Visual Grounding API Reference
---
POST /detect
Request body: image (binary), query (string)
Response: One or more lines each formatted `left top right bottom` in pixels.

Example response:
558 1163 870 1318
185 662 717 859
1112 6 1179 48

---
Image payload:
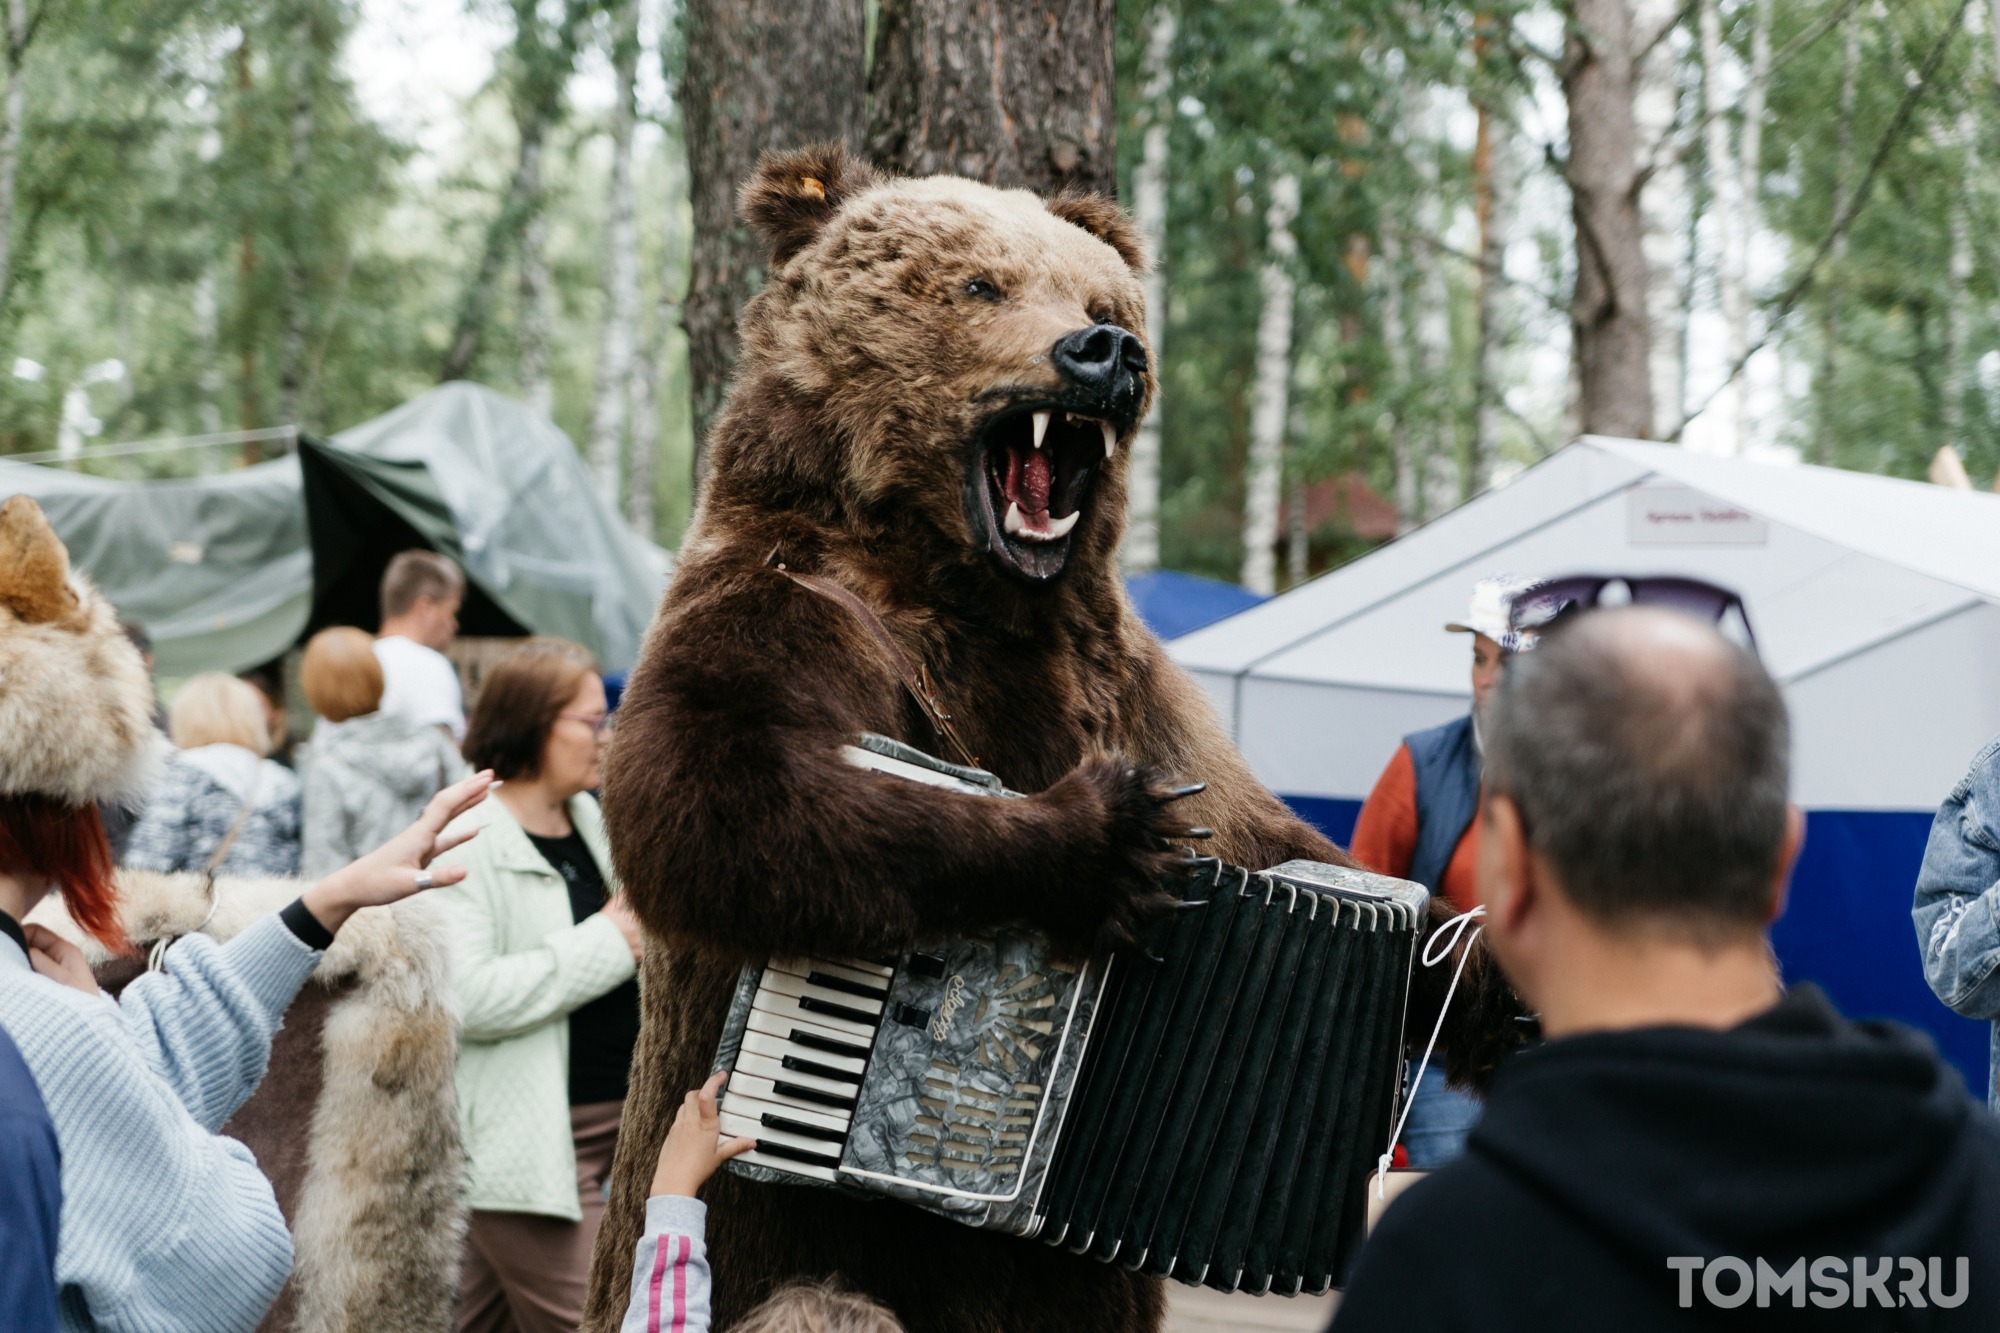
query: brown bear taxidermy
583 145 1357 1333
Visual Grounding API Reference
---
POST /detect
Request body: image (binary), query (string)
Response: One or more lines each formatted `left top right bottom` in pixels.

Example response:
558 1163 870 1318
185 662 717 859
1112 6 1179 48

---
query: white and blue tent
1172 436 2000 1090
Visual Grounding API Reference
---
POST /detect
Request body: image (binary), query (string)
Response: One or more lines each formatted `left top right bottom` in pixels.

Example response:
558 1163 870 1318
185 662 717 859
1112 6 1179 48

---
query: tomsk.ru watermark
1669 1257 1970 1310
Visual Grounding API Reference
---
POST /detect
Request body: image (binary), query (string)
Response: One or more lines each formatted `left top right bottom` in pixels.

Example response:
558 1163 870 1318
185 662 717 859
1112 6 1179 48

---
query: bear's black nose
1051 324 1148 401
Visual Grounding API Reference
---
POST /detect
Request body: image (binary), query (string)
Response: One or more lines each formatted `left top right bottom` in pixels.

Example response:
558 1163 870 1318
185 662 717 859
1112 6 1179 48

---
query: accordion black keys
712 735 1427 1295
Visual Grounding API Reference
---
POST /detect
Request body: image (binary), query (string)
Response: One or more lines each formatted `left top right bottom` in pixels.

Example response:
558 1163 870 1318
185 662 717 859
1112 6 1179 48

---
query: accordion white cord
1376 903 1487 1200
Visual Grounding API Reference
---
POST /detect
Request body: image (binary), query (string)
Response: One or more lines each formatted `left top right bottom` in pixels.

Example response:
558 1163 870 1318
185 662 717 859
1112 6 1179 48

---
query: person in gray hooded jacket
299 627 468 881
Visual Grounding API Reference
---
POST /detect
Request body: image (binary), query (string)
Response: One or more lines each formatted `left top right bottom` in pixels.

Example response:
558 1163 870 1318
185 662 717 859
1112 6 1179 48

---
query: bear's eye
963 277 1003 302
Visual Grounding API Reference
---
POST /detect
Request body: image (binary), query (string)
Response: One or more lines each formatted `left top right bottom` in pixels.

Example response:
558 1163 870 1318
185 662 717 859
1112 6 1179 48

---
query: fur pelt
0 495 162 807
581 145 1346 1333
32 872 465 1333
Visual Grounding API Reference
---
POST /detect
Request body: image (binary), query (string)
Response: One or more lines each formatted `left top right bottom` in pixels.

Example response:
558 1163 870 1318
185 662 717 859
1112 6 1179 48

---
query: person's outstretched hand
301 770 495 935
650 1071 756 1198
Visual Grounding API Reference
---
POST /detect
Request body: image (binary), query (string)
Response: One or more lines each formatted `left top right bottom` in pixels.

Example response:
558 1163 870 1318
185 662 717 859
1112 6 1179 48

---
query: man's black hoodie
1332 986 2000 1331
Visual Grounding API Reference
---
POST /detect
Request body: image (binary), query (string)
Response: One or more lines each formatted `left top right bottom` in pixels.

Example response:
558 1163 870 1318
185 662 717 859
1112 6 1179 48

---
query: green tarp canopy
0 383 667 676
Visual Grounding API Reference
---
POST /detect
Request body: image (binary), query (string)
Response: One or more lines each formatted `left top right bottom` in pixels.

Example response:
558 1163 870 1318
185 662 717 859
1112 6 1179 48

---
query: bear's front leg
601 568 1210 962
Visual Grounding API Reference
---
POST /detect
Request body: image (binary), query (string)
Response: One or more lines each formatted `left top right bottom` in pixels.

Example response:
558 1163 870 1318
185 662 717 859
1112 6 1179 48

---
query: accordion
712 735 1427 1295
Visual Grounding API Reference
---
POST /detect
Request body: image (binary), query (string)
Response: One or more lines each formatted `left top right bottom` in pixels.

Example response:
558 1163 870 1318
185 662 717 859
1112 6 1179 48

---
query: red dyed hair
0 795 128 953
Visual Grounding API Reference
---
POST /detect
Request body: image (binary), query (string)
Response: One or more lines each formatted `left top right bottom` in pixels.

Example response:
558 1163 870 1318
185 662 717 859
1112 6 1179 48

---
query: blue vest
1404 713 1481 896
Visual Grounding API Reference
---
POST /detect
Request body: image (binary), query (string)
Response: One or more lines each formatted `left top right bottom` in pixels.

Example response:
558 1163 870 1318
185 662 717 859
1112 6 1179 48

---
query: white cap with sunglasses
1445 575 1549 655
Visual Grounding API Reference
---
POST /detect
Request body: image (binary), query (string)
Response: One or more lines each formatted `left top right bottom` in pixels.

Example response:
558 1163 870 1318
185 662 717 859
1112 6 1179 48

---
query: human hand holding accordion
711 735 1427 1296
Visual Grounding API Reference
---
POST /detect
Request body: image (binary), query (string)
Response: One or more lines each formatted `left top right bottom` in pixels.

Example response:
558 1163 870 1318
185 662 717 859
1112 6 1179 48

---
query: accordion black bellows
712 735 1427 1296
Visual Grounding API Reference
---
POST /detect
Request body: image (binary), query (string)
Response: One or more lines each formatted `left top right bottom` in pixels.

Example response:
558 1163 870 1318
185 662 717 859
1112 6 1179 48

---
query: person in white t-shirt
376 549 468 741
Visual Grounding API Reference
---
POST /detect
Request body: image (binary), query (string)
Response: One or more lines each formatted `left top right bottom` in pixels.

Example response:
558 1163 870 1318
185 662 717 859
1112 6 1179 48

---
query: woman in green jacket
436 638 646 1333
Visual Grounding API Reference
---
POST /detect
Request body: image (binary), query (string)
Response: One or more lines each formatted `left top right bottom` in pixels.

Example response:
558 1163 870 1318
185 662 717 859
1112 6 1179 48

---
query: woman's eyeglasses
560 712 617 738
1507 575 1758 654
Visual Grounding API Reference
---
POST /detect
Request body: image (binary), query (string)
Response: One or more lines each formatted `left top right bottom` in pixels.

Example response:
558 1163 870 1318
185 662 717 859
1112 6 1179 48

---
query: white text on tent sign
1626 486 1769 546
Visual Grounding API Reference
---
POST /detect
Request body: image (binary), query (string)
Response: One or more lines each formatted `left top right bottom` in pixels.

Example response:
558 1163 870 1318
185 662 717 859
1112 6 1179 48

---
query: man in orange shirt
1352 574 1541 1165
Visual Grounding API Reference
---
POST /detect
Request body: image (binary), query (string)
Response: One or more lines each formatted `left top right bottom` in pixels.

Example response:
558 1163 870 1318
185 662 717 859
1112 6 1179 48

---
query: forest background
3 0 1992 592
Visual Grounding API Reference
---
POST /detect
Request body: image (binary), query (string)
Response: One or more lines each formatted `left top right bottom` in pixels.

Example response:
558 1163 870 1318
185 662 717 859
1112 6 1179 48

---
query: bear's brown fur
582 145 1345 1333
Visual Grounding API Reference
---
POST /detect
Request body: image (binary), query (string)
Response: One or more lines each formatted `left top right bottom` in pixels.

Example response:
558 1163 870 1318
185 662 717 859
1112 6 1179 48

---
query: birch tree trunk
1122 2 1174 573
1729 0 1770 451
588 0 642 505
1240 173 1297 596
1564 0 1656 440
0 0 27 330
683 0 866 486
626 292 675 539
629 109 689 539
1632 0 1689 437
440 0 580 384
865 0 1118 196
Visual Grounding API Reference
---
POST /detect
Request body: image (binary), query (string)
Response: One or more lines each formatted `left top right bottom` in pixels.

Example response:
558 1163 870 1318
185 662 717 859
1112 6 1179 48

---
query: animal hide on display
32 871 466 1333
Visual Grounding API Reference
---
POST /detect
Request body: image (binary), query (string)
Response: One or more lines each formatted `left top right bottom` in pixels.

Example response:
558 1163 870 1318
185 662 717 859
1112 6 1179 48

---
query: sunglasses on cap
1506 575 1757 654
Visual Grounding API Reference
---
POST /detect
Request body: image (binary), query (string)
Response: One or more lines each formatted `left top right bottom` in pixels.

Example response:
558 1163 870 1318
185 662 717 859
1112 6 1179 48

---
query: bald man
1333 608 2000 1332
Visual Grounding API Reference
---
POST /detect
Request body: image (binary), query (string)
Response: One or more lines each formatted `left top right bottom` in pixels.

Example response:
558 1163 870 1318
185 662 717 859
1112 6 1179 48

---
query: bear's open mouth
971 405 1117 581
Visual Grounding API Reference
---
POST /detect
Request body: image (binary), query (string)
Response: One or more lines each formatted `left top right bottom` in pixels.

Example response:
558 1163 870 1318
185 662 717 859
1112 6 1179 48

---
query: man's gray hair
1482 606 1791 934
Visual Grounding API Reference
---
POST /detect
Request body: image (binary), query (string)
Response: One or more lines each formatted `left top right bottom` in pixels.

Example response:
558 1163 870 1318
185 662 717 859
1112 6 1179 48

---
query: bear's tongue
1005 443 1054 519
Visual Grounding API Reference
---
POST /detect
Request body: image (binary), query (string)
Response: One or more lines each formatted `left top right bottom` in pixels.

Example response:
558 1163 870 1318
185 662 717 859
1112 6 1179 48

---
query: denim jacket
1912 733 2000 1108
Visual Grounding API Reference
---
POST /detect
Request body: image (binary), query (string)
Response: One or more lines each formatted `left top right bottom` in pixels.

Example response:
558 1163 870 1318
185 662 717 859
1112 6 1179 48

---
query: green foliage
0 0 694 540
1761 0 1997 486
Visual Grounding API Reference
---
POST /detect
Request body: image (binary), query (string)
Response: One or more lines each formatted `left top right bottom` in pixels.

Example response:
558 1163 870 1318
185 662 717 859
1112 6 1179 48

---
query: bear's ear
739 143 884 265
1047 192 1150 274
0 495 78 625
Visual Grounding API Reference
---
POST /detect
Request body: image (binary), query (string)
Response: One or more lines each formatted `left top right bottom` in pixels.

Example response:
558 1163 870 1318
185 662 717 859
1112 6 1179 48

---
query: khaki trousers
456 1100 624 1333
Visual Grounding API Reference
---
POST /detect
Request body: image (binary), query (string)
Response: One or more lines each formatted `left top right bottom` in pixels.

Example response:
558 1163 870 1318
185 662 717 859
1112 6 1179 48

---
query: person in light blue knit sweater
620 1072 901 1333
0 482 499 1333
0 771 494 1333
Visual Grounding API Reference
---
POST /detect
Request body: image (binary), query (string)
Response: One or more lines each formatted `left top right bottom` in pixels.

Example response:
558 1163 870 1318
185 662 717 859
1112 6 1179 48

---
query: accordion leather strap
773 560 982 770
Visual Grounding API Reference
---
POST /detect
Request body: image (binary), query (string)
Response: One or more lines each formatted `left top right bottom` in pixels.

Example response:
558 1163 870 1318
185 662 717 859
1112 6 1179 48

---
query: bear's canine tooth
1045 510 1080 538
1004 501 1027 537
1100 420 1116 458
1031 411 1050 450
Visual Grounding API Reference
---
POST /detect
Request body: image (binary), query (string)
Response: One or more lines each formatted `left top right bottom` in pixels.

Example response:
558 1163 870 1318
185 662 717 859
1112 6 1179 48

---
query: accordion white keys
712 734 1428 1295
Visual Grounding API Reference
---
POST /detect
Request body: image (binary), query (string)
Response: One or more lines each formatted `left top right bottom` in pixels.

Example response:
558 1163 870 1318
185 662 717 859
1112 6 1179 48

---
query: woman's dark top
526 829 642 1105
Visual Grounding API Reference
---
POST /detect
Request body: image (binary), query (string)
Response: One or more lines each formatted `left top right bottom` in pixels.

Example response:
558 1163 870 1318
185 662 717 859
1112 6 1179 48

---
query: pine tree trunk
1240 173 1297 596
1122 3 1174 573
1564 0 1656 440
1632 0 1688 438
588 0 642 505
683 0 867 488
864 0 1118 197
